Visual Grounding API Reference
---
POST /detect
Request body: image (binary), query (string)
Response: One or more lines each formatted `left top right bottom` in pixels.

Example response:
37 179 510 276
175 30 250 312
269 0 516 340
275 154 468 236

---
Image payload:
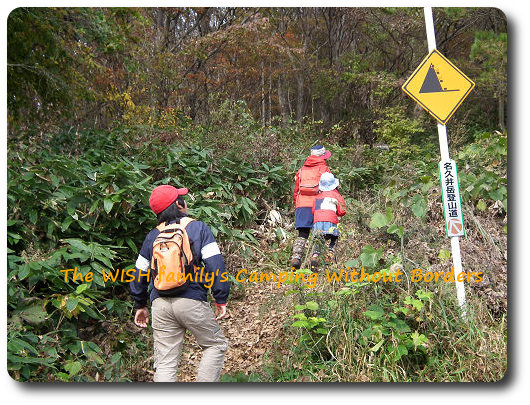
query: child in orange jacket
311 172 346 271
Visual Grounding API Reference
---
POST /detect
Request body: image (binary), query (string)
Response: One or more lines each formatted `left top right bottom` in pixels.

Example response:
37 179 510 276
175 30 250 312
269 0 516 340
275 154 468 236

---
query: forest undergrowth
7 107 507 382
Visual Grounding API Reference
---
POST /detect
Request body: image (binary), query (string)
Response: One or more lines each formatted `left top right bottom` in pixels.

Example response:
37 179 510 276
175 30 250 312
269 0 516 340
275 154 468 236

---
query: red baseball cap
149 185 188 214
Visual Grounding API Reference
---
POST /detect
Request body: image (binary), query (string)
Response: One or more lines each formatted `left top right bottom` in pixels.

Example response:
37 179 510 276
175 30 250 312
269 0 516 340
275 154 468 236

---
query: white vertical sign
424 7 467 319
439 159 465 237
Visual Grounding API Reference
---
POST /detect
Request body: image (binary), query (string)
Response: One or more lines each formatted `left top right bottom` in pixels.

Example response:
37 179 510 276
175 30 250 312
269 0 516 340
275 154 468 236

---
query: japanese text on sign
439 160 465 237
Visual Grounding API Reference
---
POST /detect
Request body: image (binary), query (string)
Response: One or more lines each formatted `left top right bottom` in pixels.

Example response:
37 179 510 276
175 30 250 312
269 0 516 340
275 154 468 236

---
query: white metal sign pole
424 7 467 319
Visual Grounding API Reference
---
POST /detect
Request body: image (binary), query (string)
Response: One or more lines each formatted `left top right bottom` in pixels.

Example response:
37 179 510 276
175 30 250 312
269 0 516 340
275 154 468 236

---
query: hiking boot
291 237 307 270
310 254 320 272
325 250 335 264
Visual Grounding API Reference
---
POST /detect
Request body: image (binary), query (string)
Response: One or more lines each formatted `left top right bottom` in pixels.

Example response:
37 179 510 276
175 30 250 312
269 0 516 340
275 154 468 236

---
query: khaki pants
151 297 228 382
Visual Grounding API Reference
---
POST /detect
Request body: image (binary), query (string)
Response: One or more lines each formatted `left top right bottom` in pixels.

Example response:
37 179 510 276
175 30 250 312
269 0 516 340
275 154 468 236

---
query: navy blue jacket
130 217 229 308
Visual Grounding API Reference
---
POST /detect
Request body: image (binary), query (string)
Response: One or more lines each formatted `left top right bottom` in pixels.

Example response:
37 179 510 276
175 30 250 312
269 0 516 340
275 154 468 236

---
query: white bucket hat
319 172 339 191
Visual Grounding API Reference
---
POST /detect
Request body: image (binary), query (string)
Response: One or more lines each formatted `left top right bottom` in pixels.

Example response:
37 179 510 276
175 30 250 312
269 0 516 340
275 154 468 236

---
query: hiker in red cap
130 185 229 382
290 145 332 269
147 184 190 214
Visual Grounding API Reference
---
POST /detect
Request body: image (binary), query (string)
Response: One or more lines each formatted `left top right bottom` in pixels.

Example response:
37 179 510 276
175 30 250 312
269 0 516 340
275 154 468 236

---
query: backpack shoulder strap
179 217 195 229
155 221 169 232
155 217 195 232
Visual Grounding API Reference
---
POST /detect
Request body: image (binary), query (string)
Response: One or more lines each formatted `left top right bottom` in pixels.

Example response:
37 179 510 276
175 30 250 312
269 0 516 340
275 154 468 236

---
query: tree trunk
268 64 272 125
498 95 505 131
261 61 266 126
277 75 289 127
287 85 292 117
295 71 303 122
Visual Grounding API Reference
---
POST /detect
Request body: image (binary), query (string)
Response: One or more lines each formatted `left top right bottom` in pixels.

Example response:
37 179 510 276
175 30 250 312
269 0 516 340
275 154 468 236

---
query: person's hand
215 303 227 320
134 307 149 328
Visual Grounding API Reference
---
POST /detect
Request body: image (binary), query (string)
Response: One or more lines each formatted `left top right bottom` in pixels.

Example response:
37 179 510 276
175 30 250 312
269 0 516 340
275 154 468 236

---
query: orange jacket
293 156 331 208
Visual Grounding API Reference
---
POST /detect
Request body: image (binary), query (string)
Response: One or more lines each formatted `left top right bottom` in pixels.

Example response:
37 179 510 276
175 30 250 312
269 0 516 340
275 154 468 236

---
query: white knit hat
310 145 331 159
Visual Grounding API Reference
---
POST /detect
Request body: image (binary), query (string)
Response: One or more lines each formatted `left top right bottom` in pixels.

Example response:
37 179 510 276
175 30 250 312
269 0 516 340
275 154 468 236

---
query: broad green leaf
336 288 353 296
65 238 90 253
14 303 47 324
404 297 424 311
89 200 99 214
78 220 90 231
344 259 359 268
476 199 487 211
18 264 30 280
387 223 398 234
67 200 77 216
363 305 384 320
125 238 138 254
392 344 408 361
293 313 307 320
61 216 74 232
385 207 394 223
295 268 313 275
305 301 319 311
28 209 37 224
370 339 385 352
86 351 104 365
411 198 428 218
387 319 411 333
66 297 79 312
76 284 89 294
328 300 338 309
438 248 451 262
416 290 434 301
419 175 431 183
394 306 409 316
8 337 39 356
363 310 383 320
86 341 103 353
103 198 114 214
411 331 429 349
7 354 55 366
110 352 122 365
369 212 389 229
291 320 310 328
46 221 56 238
387 223 404 238
83 305 104 321
65 361 82 376
359 245 383 268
